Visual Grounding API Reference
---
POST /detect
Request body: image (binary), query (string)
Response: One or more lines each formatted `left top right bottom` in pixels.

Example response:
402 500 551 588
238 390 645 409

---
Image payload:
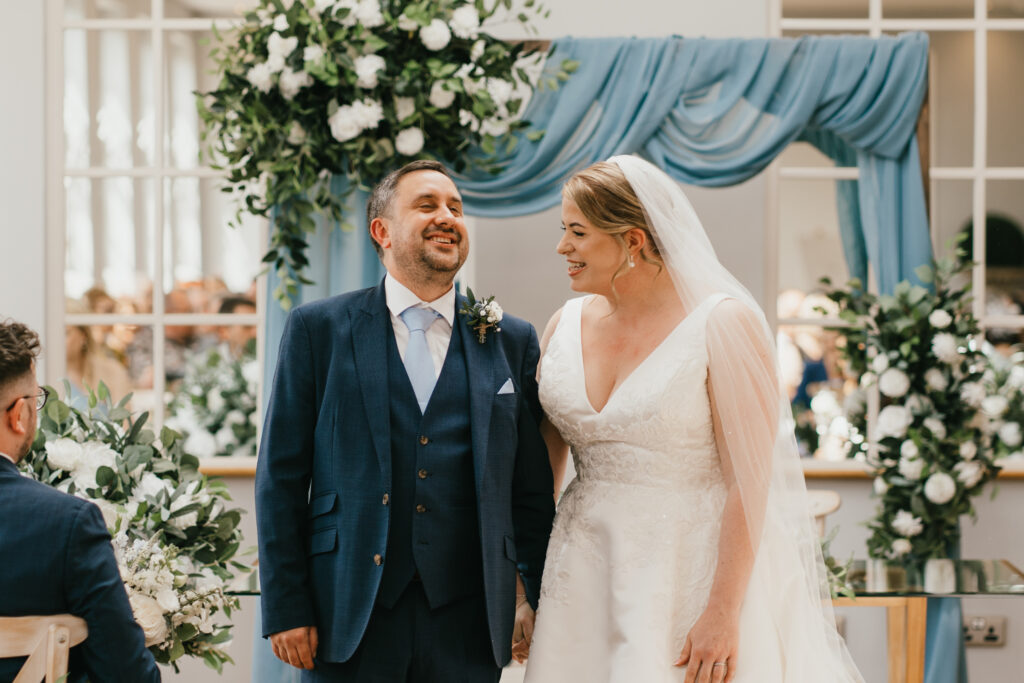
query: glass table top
845 559 1024 597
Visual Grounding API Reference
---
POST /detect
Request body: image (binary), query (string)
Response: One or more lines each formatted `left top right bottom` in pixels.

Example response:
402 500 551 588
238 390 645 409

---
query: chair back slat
0 616 88 683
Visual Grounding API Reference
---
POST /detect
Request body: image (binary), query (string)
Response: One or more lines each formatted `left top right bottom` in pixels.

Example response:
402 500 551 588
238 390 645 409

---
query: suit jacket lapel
456 293 497 494
352 280 392 481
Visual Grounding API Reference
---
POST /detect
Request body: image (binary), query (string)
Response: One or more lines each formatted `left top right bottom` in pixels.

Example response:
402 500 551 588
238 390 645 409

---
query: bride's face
557 198 627 295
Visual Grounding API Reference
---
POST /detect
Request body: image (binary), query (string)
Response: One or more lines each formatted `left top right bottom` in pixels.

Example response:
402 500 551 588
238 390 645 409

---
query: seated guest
0 320 160 683
217 296 257 358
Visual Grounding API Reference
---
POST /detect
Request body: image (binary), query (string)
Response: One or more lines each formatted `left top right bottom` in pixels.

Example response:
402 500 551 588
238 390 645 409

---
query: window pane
988 31 1024 167
165 329 259 458
62 323 154 410
782 0 868 18
778 324 862 460
163 177 263 297
983 181 1024 335
930 31 974 168
65 177 156 305
778 179 852 318
165 31 216 169
930 179 972 260
64 0 151 20
988 0 1024 18
64 30 154 168
777 141 853 168
883 0 974 18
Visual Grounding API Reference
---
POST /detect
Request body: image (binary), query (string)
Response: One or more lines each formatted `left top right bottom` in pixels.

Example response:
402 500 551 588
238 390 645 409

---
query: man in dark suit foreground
0 319 160 683
256 160 555 681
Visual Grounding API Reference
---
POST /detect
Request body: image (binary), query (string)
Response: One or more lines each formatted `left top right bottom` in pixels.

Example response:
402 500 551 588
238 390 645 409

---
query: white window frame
45 0 266 445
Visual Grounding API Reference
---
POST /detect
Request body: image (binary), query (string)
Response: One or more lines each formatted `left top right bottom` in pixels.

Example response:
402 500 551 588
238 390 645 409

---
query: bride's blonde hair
563 162 663 300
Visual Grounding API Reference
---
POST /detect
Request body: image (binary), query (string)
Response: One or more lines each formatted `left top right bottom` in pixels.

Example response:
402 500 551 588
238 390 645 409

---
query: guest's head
218 296 257 356
0 319 43 463
164 289 195 345
367 160 467 298
559 161 662 297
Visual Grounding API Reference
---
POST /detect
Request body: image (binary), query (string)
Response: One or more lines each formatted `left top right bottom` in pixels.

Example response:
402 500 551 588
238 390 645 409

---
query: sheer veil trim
608 155 864 680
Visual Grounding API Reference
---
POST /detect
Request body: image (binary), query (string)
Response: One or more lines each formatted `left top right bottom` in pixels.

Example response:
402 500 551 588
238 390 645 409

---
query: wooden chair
0 615 88 683
806 488 842 538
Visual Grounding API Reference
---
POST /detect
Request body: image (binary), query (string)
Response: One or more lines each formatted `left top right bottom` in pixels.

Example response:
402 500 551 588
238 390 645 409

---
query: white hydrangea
873 476 889 496
871 353 890 373
449 5 480 39
138 472 170 501
312 0 334 13
1009 366 1024 390
892 510 924 537
480 117 510 137
953 460 984 488
879 368 910 398
46 438 83 471
959 382 986 409
459 109 480 132
981 395 1010 418
905 393 933 416
396 12 418 31
287 122 307 145
932 333 961 364
923 417 947 440
354 0 385 28
924 471 957 504
266 33 298 70
395 127 425 156
207 390 226 415
485 77 514 107
959 441 977 461
924 368 948 393
351 98 385 129
429 80 456 108
878 405 912 439
354 54 386 89
246 62 274 94
860 371 877 388
394 96 416 121
273 13 289 32
470 39 486 62
999 421 1022 447
303 45 325 64
900 440 919 458
891 538 913 557
928 309 953 329
328 99 383 143
898 456 924 481
420 19 452 51
184 430 218 459
279 67 313 99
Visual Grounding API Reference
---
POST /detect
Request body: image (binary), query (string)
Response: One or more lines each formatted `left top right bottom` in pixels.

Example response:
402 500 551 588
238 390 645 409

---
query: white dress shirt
384 273 456 380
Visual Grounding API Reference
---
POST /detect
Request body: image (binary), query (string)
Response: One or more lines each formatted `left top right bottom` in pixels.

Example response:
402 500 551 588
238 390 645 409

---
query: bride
523 156 864 682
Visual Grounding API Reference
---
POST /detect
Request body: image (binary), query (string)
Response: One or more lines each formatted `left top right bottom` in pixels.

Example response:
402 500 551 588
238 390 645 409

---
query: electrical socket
963 615 1006 647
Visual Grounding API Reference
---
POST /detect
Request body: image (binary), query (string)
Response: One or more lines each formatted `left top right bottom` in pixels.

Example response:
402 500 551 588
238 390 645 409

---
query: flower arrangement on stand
166 344 259 458
198 0 576 307
20 384 252 672
821 241 1001 567
980 347 1024 460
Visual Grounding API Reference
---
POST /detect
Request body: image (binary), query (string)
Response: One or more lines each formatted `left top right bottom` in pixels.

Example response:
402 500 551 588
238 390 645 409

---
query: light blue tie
399 306 442 413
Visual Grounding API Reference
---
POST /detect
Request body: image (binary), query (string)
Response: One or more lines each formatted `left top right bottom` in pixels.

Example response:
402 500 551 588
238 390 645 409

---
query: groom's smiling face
375 170 468 287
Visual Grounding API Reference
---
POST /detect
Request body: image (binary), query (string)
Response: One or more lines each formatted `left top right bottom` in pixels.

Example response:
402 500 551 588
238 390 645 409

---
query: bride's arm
538 307 570 497
676 299 778 683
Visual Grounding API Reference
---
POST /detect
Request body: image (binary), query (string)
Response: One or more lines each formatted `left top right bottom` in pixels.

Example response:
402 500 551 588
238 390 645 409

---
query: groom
256 160 555 681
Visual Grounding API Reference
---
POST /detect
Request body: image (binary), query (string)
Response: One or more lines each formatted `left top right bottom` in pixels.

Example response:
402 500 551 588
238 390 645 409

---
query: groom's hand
270 626 319 670
511 596 535 663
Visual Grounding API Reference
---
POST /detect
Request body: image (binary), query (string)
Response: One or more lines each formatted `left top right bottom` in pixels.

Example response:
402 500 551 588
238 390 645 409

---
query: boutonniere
459 288 503 344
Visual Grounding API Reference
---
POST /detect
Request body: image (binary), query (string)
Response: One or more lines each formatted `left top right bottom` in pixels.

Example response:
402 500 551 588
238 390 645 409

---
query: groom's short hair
0 319 41 395
367 160 452 257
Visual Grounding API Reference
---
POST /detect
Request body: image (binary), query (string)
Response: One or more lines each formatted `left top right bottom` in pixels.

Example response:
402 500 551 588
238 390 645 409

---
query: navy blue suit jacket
0 457 160 683
255 281 555 666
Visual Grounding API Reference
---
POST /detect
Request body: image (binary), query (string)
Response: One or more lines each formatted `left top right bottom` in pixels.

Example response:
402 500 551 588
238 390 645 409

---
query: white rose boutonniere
459 288 502 344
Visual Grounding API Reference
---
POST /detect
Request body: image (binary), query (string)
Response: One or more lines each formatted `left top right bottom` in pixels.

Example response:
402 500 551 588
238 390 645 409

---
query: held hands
511 593 535 663
674 605 739 683
270 625 319 670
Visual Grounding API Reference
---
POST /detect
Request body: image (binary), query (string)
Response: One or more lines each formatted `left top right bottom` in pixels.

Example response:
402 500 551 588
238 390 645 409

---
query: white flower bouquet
20 384 252 672
198 0 577 308
167 343 259 458
981 347 1024 460
821 238 1000 565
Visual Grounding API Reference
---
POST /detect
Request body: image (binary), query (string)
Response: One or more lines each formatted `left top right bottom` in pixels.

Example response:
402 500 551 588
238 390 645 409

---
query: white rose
878 405 912 439
194 568 222 594
46 438 83 471
138 472 168 501
351 98 384 129
891 538 913 557
871 354 890 373
1008 366 1024 390
246 62 274 94
420 19 452 51
954 460 984 488
224 410 247 428
485 77 514 107
959 441 977 460
932 333 961 364
906 394 933 415
449 5 480 39
924 472 957 504
396 13 418 31
328 105 362 142
892 510 924 537
267 33 298 61
303 45 325 64
169 511 199 530
860 371 877 388
470 39 485 62
924 417 947 440
959 382 986 408
924 368 948 393
184 430 218 459
288 122 307 145
999 421 1023 447
395 127 425 156
982 395 1010 418
354 54 386 89
428 81 456 108
215 426 236 451
354 0 384 28
929 309 953 329
278 67 313 99
898 456 924 481
394 96 416 121
91 498 122 530
312 0 333 13
459 109 480 132
129 593 169 646
879 368 910 398
873 477 889 496
273 13 288 32
207 390 226 415
480 117 510 137
242 359 260 387
900 440 919 458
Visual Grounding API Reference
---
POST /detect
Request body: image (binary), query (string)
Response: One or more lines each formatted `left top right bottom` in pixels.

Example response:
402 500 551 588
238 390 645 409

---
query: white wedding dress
525 294 850 682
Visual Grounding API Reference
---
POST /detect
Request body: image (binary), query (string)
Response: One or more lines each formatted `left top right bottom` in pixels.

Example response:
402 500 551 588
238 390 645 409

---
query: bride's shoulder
539 296 586 353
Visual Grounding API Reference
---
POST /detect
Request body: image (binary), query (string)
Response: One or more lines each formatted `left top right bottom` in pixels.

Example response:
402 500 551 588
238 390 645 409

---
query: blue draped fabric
260 32 957 682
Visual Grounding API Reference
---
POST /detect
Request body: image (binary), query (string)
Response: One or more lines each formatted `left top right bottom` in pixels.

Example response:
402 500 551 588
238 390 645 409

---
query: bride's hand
674 605 739 683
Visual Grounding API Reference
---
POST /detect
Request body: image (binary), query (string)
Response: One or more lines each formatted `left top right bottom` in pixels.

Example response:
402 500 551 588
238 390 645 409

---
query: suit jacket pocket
308 490 338 518
307 527 337 556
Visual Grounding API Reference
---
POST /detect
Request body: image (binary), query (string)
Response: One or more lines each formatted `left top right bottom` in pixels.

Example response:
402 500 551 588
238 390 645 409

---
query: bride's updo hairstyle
563 162 663 296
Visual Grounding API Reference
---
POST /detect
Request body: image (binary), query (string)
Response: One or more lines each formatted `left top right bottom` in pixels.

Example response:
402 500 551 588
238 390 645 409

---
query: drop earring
628 255 636 268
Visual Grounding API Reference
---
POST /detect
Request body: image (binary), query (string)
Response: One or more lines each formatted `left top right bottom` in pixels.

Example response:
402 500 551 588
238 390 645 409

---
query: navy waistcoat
377 322 484 608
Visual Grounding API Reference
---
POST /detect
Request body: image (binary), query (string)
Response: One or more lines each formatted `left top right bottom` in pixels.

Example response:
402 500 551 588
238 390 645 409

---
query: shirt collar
384 272 456 327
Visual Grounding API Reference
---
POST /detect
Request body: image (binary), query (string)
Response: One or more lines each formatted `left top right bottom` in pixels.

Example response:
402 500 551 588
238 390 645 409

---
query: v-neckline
577 296 703 416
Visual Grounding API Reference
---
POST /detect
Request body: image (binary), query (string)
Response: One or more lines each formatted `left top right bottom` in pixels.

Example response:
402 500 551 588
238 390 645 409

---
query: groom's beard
395 226 468 283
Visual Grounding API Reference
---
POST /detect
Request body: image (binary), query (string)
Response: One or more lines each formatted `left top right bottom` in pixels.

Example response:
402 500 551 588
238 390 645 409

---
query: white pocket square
497 378 515 395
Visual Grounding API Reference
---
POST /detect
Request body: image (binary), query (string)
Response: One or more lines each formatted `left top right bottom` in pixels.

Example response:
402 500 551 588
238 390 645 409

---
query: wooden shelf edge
198 457 257 477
